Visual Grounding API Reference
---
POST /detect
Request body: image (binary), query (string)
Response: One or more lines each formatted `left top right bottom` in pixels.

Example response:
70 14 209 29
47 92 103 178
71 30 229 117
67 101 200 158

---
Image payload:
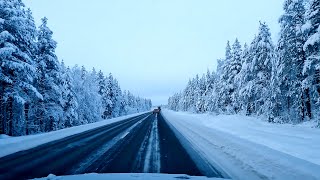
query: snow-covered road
0 112 148 158
137 114 161 173
6 108 313 179
0 113 150 179
162 109 320 180
0 112 216 179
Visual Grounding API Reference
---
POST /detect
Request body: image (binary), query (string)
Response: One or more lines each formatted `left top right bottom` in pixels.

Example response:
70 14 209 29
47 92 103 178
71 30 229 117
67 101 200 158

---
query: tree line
0 0 152 136
168 0 319 124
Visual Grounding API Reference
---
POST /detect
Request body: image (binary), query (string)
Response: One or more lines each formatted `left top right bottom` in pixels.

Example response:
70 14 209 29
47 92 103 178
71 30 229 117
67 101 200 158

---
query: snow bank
0 134 11 139
34 173 222 180
0 112 148 158
162 109 320 180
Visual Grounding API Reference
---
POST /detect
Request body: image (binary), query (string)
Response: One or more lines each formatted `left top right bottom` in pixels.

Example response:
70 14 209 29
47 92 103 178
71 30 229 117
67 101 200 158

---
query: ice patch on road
120 132 130 139
118 120 143 139
118 120 143 140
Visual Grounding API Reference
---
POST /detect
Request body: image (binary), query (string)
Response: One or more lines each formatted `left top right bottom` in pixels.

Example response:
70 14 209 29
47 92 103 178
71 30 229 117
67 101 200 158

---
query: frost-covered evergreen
216 39 243 113
0 0 41 136
104 73 116 119
235 42 253 114
170 24 274 117
98 70 109 119
168 70 217 114
60 61 78 128
248 22 275 115
270 0 307 123
230 39 243 112
216 41 233 113
168 13 319 125
203 69 216 112
195 74 206 113
71 66 97 125
303 0 320 121
31 17 64 132
168 2 320 125
111 78 122 118
0 1 152 136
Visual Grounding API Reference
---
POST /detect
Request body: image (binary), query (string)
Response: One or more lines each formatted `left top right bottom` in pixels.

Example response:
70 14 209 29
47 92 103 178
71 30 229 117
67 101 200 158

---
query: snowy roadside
34 173 223 180
162 109 320 180
0 112 149 158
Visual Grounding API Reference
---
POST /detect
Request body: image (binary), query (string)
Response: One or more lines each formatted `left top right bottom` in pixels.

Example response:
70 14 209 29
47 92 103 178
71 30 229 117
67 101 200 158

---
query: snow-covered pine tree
168 93 181 111
270 0 307 123
204 69 216 112
181 79 192 111
243 22 275 116
241 43 248 65
176 92 182 111
195 74 206 113
0 0 42 136
111 78 122 118
216 41 234 113
216 59 224 76
168 1 318 125
253 22 275 115
235 42 253 114
32 17 63 132
126 91 134 113
104 73 116 119
71 66 102 124
302 0 320 121
97 70 109 119
189 75 199 112
230 39 243 113
24 8 37 59
119 90 129 116
61 61 78 128
71 65 88 125
136 97 142 112
84 68 102 123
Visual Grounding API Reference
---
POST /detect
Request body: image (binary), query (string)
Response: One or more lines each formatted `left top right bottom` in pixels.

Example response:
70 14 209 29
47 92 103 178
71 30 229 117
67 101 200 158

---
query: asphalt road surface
0 112 223 180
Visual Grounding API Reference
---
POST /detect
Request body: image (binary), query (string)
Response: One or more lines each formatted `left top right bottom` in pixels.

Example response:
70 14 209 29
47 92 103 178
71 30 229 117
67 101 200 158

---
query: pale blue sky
24 0 283 105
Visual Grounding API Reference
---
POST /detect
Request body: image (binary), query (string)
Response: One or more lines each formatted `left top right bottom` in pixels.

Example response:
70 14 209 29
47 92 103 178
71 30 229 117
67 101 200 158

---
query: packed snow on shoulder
162 109 320 180
33 173 224 180
0 112 147 158
0 134 11 139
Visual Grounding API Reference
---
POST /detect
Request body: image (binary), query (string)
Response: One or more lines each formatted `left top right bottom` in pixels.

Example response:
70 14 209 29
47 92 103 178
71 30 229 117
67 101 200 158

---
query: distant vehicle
153 107 161 114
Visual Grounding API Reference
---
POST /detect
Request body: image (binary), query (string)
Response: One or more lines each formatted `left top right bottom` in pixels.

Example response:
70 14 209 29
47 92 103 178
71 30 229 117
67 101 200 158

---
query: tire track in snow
143 114 161 173
70 116 148 174
133 114 161 173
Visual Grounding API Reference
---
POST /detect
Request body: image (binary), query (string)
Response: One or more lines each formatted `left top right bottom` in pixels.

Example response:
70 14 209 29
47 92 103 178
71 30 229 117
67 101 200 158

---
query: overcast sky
24 0 283 105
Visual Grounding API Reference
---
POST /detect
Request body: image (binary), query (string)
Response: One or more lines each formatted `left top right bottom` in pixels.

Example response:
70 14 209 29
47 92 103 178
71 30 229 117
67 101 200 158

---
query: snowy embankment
0 112 148 158
162 109 320 180
34 173 223 180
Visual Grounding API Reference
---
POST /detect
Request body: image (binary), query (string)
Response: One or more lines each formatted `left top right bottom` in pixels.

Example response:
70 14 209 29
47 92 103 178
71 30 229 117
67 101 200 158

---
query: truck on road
153 107 161 114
